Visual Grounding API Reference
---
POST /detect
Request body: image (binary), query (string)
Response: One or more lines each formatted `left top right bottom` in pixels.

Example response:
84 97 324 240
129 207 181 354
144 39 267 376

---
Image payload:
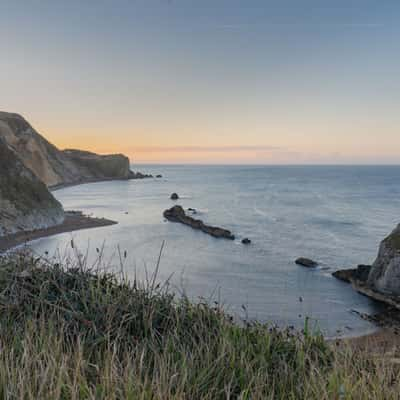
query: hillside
0 137 64 236
0 112 135 187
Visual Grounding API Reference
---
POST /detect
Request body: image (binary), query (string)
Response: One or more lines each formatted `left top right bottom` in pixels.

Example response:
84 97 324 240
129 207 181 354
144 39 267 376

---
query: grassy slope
0 253 398 399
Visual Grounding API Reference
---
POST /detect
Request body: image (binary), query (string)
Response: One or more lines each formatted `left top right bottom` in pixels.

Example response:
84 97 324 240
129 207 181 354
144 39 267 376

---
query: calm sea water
30 165 400 337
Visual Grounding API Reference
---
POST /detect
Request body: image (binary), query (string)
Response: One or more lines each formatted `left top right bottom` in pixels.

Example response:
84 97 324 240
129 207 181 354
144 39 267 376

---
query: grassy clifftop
0 252 398 399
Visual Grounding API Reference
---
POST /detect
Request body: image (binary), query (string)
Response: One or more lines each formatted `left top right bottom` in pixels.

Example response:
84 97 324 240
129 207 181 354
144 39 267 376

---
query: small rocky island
296 258 318 268
163 205 235 240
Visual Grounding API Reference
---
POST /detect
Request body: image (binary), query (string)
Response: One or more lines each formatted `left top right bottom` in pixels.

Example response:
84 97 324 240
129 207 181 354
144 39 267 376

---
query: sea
29 165 400 338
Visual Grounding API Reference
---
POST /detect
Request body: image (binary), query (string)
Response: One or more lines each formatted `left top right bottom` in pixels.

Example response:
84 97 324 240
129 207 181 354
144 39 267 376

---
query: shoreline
49 175 153 192
2 178 397 343
0 211 117 253
335 327 400 354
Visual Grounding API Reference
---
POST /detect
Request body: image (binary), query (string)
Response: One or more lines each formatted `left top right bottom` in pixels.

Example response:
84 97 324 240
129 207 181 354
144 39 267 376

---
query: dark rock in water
188 207 197 214
163 205 235 240
156 174 162 178
242 238 251 245
332 265 371 284
129 171 153 179
170 193 179 200
295 258 318 268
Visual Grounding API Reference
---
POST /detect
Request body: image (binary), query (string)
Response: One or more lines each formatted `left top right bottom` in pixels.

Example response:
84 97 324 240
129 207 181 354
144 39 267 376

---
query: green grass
0 251 398 399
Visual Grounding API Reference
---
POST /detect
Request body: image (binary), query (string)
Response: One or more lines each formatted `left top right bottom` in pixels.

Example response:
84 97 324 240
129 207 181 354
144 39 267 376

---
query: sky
1 0 400 164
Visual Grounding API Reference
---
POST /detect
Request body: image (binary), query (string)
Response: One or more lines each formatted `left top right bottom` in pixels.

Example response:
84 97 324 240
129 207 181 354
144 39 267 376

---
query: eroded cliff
0 138 64 236
0 112 135 187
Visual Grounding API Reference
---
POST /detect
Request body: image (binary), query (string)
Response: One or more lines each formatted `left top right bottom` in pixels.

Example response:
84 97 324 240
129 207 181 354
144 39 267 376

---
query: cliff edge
0 111 151 239
0 137 64 236
0 112 137 187
367 224 400 296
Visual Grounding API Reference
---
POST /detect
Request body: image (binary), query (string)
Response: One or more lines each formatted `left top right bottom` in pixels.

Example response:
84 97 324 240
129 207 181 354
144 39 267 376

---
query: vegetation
0 250 399 399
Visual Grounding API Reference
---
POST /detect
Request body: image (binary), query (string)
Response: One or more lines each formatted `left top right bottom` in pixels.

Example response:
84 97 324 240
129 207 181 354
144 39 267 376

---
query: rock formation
170 193 179 200
0 137 64 236
295 258 318 268
129 171 153 179
0 111 156 238
163 205 235 240
332 224 400 310
0 112 151 188
242 238 251 245
367 224 400 296
332 265 371 284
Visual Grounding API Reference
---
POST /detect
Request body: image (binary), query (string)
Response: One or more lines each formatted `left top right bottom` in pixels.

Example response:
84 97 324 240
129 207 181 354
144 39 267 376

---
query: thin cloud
132 145 284 153
214 22 383 30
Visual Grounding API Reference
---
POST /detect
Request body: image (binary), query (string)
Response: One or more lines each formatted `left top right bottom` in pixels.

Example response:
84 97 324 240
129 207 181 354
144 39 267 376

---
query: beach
0 211 117 253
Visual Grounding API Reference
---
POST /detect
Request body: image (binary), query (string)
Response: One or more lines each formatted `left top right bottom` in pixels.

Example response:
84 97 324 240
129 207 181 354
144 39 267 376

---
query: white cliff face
367 224 400 296
0 137 64 237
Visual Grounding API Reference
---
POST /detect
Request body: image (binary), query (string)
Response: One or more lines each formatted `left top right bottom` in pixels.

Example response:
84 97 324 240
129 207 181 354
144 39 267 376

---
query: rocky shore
333 224 400 331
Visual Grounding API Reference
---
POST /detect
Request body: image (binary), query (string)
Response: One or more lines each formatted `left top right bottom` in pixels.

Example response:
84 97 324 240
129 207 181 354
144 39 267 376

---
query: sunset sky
1 1 400 164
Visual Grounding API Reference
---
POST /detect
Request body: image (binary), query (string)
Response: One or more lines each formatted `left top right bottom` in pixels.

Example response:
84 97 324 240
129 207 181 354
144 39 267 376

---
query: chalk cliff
367 224 400 296
0 137 64 236
0 112 136 187
0 111 150 238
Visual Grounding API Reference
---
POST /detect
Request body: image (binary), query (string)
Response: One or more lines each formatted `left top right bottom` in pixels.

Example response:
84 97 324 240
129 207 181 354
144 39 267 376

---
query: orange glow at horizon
35 113 400 165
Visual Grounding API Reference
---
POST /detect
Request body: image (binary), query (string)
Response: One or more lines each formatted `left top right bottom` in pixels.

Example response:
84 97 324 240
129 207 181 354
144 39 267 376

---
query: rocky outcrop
367 224 400 296
295 258 318 268
242 238 251 245
0 137 64 236
170 193 179 200
332 265 371 284
332 225 400 310
129 171 153 179
163 205 235 240
0 112 151 188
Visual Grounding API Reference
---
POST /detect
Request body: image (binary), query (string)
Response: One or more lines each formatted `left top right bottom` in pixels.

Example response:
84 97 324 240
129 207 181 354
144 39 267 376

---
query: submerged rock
163 205 235 240
367 224 400 296
242 238 251 245
170 193 179 200
295 258 318 268
156 174 163 178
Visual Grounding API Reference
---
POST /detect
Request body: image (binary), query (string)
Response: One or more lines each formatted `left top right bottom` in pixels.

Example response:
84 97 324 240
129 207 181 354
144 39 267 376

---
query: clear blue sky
1 1 399 163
